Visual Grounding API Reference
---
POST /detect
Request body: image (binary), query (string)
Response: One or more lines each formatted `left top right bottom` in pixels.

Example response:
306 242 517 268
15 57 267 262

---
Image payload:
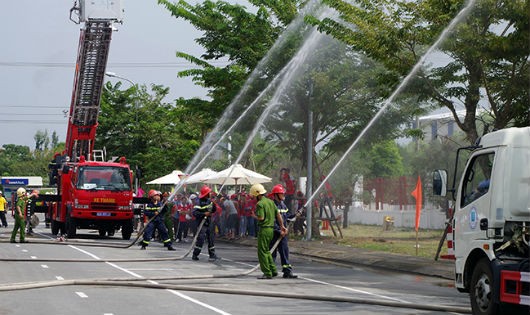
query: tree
307 0 529 144
97 82 202 185
157 0 302 135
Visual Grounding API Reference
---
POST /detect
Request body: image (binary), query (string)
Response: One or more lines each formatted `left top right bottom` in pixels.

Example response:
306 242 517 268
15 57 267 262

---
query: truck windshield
76 166 131 191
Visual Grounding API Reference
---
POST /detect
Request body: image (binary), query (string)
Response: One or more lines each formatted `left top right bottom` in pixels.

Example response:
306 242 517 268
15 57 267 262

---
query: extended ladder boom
65 1 123 162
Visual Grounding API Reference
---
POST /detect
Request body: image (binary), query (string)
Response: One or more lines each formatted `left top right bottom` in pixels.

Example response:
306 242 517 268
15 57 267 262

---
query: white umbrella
181 168 218 184
203 164 271 186
146 170 186 185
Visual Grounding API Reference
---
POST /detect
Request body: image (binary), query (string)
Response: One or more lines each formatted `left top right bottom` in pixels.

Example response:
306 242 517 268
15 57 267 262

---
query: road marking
65 246 232 314
69 245 101 260
30 256 37 259
76 292 88 298
105 262 143 278
41 265 49 269
22 249 28 252
302 277 410 303
146 280 233 315
56 276 64 280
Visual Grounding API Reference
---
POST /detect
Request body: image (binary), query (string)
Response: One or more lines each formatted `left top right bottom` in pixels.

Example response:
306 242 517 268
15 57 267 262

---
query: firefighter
25 189 39 236
270 184 298 278
10 187 28 243
191 185 219 261
138 190 175 250
250 183 287 279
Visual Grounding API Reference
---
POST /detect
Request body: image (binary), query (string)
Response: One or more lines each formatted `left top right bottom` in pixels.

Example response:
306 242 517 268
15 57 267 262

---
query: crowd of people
137 186 307 246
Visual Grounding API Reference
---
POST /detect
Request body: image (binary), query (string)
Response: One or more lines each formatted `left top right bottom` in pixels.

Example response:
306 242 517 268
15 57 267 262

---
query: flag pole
416 229 420 256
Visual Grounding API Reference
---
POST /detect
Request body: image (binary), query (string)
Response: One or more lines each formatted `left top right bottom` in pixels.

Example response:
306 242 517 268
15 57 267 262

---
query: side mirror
433 170 447 197
480 218 488 231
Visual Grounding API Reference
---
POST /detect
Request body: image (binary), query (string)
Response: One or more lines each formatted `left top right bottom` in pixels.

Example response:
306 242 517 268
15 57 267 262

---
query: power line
0 105 68 109
0 61 229 68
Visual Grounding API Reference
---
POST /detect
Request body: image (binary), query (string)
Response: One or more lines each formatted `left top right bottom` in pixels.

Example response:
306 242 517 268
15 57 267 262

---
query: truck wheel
470 258 499 315
121 220 133 240
51 220 60 236
98 229 107 237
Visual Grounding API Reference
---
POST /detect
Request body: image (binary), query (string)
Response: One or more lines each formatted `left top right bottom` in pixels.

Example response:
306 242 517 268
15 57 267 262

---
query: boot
167 245 176 251
282 270 298 279
138 241 147 250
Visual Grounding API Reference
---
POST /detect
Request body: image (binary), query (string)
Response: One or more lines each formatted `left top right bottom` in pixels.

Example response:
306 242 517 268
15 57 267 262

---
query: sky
0 0 214 149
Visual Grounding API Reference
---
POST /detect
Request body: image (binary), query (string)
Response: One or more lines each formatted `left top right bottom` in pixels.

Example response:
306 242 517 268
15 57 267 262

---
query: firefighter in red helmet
191 185 219 261
270 184 297 278
138 189 175 251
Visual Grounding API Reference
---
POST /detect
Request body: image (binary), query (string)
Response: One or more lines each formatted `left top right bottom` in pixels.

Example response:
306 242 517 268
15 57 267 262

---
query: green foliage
97 82 202 185
307 0 530 144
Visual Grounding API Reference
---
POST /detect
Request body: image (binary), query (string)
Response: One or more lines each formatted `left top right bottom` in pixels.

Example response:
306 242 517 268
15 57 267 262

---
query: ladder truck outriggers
46 0 135 240
434 127 530 315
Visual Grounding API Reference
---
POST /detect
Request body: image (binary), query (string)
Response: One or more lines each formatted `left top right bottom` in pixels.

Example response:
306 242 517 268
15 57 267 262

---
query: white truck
434 127 530 315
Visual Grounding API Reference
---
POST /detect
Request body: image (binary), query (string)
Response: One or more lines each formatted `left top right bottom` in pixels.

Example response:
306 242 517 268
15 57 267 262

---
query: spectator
176 195 191 243
0 191 8 228
224 194 238 240
280 168 296 212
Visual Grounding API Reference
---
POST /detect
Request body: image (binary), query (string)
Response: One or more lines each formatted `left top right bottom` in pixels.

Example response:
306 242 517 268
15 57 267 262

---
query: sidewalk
224 237 454 280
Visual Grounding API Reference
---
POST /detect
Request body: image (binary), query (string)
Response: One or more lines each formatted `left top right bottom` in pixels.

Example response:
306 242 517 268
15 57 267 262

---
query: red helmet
199 185 212 199
271 184 286 194
148 189 161 198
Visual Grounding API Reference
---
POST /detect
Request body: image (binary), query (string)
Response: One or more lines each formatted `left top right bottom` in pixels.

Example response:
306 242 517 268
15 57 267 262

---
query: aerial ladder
66 0 122 162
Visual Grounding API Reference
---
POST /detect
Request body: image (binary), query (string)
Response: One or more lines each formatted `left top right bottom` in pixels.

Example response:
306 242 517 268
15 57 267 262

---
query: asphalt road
0 225 470 315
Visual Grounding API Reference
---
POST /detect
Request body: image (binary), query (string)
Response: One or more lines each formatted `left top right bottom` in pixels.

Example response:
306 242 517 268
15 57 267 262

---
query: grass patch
304 224 447 259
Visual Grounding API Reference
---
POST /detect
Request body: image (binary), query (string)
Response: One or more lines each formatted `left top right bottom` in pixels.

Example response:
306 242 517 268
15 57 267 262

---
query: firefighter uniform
192 190 218 261
139 191 174 250
10 188 28 243
271 198 297 278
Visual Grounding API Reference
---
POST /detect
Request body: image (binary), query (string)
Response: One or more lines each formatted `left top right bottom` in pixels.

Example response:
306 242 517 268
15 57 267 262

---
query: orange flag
411 176 422 231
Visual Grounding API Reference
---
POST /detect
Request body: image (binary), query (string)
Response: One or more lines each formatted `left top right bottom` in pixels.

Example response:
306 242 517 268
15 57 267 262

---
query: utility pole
305 79 313 241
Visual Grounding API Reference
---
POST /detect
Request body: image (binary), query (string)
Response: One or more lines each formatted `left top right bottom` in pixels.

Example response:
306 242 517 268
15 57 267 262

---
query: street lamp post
105 71 140 194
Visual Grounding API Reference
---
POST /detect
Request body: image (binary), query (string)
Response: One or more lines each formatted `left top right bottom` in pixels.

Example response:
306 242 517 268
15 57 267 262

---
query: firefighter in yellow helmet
250 183 287 279
10 188 29 243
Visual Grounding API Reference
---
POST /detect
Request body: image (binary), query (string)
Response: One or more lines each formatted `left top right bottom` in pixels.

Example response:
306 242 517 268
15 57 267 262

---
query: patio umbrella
146 170 186 185
203 164 271 186
181 168 218 185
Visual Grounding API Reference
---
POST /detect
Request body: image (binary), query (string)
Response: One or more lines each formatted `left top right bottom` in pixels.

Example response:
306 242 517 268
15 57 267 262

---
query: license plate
96 212 111 217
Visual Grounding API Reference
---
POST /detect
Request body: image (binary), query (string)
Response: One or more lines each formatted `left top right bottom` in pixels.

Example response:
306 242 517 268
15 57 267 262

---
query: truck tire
470 258 499 315
98 229 107 237
121 220 133 240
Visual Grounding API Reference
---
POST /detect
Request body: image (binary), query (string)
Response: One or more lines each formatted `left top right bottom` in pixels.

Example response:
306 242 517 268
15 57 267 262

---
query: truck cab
434 127 530 314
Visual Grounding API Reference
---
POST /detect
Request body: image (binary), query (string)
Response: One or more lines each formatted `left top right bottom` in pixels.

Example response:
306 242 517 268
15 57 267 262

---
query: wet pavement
223 237 454 280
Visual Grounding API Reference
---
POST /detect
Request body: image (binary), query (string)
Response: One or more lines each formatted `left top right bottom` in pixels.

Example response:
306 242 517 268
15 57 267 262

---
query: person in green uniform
250 183 287 279
11 187 28 243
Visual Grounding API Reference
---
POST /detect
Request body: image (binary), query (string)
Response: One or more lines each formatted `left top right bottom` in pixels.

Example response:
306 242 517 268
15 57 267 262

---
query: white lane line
301 277 410 303
65 245 232 314
41 265 49 269
68 245 101 260
146 280 232 315
30 256 37 259
76 292 88 298
56 276 64 281
22 249 28 252
105 262 143 279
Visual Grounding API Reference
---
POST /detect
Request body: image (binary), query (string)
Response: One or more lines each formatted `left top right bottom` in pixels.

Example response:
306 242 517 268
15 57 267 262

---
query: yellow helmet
249 184 267 197
16 187 27 197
